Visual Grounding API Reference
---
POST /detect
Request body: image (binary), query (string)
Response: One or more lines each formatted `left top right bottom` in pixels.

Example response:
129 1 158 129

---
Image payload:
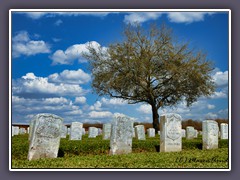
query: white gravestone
194 129 198 138
158 131 161 135
67 128 70 135
110 115 134 155
61 125 67 138
98 128 102 135
103 123 111 140
88 127 98 138
19 128 26 134
135 125 146 140
69 122 83 140
82 128 86 135
181 129 186 138
27 127 30 134
147 128 155 137
28 113 63 161
160 113 182 152
220 123 228 140
202 120 219 150
186 126 195 139
12 126 19 136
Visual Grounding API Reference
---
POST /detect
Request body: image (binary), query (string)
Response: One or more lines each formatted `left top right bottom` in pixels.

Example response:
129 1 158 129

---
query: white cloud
50 41 104 65
52 38 61 42
167 12 214 23
88 111 113 118
101 97 127 106
89 101 102 111
12 31 50 58
212 70 228 87
75 97 87 104
205 112 218 119
13 73 87 98
124 12 163 24
48 69 91 84
21 12 113 19
207 104 215 110
210 91 227 99
136 104 152 114
54 19 63 26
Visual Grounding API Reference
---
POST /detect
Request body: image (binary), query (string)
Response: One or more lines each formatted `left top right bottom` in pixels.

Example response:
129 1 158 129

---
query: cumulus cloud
75 97 87 104
136 104 152 114
207 104 215 109
88 111 113 118
124 12 163 24
21 12 113 19
101 97 127 106
212 70 228 87
12 31 50 58
50 41 105 65
48 69 91 84
13 72 87 98
89 101 102 111
167 12 214 23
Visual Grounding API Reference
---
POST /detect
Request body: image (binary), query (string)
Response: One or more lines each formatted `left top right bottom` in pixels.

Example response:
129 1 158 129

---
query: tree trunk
151 104 160 132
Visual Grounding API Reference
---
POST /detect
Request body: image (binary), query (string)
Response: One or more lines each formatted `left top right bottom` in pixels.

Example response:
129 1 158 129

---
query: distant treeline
14 119 228 132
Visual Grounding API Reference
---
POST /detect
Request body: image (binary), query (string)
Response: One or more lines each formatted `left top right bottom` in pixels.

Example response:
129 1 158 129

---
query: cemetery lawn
11 134 229 169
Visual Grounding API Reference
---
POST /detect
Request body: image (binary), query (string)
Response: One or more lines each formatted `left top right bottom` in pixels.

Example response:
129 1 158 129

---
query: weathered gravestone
27 113 63 161
202 120 219 150
160 113 182 152
19 128 26 134
102 123 111 140
147 128 155 137
88 127 98 138
60 125 67 138
135 125 146 140
110 115 134 155
186 126 195 139
194 129 198 138
69 122 83 140
220 123 228 140
12 126 19 136
82 128 86 135
181 129 186 138
98 128 102 135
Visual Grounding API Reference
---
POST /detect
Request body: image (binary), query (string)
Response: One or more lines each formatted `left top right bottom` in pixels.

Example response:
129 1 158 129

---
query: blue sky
11 10 229 124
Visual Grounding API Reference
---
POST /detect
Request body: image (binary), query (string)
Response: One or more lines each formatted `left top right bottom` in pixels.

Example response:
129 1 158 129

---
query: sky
10 10 229 125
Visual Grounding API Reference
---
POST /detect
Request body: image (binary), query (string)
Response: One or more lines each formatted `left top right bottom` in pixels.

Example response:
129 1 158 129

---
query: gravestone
158 131 161 135
27 113 63 161
135 125 146 140
60 125 67 138
181 129 186 138
132 128 136 138
102 123 111 140
69 122 83 140
110 115 134 155
186 126 195 139
194 130 198 138
98 128 102 135
147 128 155 137
202 120 219 150
160 113 182 152
67 128 70 135
27 127 30 134
88 127 98 138
12 126 19 136
220 123 228 140
82 128 86 135
19 128 26 134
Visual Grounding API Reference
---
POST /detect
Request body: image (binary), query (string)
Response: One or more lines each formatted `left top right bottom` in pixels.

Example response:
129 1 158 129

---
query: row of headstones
12 127 29 136
25 113 228 160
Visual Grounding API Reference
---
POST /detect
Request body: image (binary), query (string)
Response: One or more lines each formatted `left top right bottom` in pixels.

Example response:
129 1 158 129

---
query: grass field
11 134 229 169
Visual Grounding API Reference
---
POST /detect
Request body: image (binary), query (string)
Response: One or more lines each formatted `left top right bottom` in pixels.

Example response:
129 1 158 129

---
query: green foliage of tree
84 23 215 132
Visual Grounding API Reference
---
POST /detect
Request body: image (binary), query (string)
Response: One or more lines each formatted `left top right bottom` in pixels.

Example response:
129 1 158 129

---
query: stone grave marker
147 128 155 137
194 129 198 138
103 123 111 140
12 126 19 136
181 129 186 138
160 113 182 152
60 125 67 138
82 128 86 135
88 127 98 138
186 126 195 139
220 123 228 140
202 120 219 150
27 113 63 161
135 125 146 140
69 122 83 140
110 115 134 155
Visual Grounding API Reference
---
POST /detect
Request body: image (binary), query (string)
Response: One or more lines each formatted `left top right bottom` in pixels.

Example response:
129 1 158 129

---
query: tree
84 23 215 132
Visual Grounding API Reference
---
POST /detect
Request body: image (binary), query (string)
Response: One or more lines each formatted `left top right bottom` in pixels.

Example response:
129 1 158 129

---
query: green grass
11 134 229 169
